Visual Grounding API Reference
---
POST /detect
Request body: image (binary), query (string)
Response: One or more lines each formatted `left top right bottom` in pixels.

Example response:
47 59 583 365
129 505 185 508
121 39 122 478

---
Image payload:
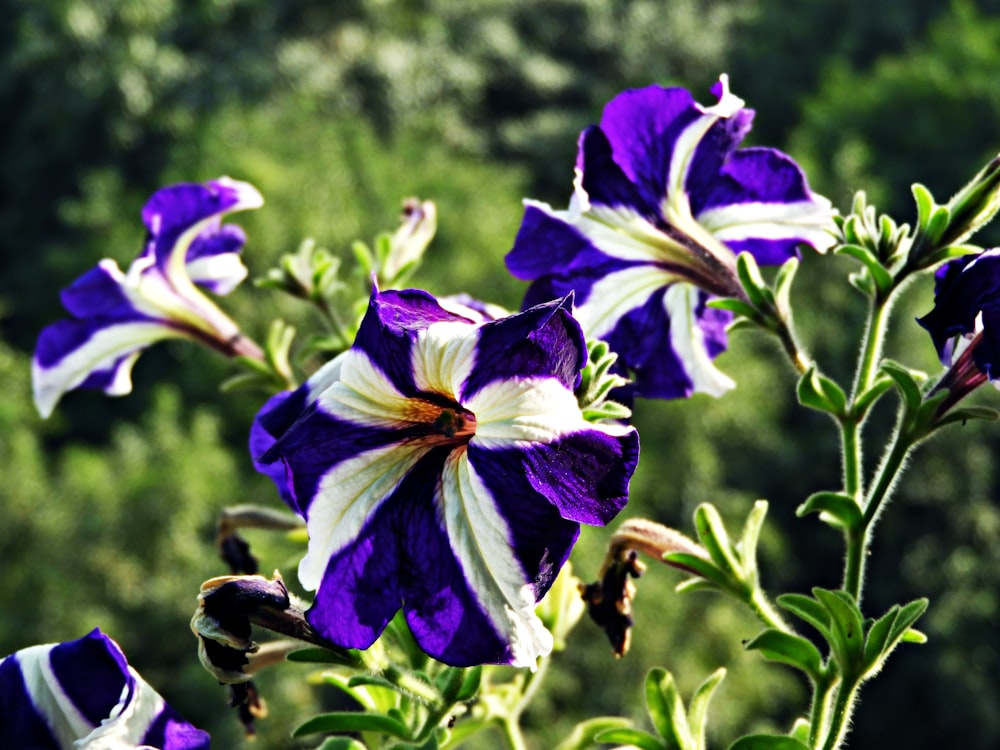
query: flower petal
0 630 208 750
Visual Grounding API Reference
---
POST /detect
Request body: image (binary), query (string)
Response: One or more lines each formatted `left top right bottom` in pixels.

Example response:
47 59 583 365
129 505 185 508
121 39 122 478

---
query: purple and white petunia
253 288 639 667
505 74 836 400
0 629 209 749
917 249 1000 405
33 177 264 418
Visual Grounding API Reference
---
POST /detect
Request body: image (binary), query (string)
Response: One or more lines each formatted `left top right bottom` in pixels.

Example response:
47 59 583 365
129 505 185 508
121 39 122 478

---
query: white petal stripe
440 451 553 668
698 199 837 251
318 351 420 428
410 321 478 397
575 263 678 340
663 283 735 397
299 440 431 590
469 378 590 445
33 321 183 419
14 645 95 748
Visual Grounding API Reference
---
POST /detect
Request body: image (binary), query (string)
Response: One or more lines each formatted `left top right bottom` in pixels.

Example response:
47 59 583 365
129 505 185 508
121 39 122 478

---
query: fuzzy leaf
796 491 862 530
294 712 410 739
745 629 824 679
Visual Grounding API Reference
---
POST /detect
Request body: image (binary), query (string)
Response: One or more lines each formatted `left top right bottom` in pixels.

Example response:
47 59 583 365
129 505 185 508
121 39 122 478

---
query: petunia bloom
917 249 1000 405
253 288 639 667
505 74 836 400
33 177 264 418
0 629 209 749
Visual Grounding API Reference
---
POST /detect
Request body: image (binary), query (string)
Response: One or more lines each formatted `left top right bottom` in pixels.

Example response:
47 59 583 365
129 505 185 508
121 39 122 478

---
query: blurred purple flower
506 75 835 400
33 177 263 417
253 288 638 667
0 629 209 749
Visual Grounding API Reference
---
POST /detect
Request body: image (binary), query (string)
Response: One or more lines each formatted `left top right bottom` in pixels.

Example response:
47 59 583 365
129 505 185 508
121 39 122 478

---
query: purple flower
253 288 639 667
33 177 264 417
0 629 209 749
505 75 835 400
918 249 1000 404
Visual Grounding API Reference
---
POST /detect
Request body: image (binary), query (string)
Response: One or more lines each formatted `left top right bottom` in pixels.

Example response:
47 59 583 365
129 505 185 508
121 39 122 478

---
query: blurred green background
3 0 1000 747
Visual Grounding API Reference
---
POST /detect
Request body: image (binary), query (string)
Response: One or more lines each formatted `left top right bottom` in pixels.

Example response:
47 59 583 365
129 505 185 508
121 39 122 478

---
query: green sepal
317 738 369 750
862 598 928 678
936 406 1000 427
796 366 848 416
727 735 810 750
707 297 764 322
924 205 952 247
879 360 925 412
693 504 743 581
553 718 634 750
736 252 775 309
772 257 800 319
776 593 831 639
796 491 862 530
835 244 893 297
744 629 824 681
912 183 936 232
351 240 376 277
813 588 865 676
738 501 768 581
646 667 695 750
916 243 980 268
663 551 729 588
286 646 363 667
851 374 894 419
688 668 726 750
788 718 811 744
593 728 665 750
293 711 410 739
901 628 928 644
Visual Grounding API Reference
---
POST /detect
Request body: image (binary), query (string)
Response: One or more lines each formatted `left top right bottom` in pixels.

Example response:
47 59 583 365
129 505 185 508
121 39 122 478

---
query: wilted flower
0 629 209 749
253 287 639 667
917 249 1000 406
505 75 835 400
33 177 264 417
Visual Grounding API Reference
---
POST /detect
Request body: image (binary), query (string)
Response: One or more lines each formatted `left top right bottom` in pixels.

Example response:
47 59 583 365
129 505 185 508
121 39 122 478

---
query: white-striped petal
13 645 96 748
575 264 677 340
663 283 735 396
299 440 431 590
316 351 420 428
469 377 589 446
440 451 553 668
79 668 165 749
411 321 478 397
698 198 837 252
33 322 183 419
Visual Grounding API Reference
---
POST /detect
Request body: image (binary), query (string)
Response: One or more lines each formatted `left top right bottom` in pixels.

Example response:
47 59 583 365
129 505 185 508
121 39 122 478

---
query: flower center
406 395 477 446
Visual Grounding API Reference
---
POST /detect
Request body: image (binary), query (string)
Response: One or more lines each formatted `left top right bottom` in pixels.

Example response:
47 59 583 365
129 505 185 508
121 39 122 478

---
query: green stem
498 717 529 750
747 587 794 634
840 418 861 500
807 674 838 749
817 681 859 750
851 294 893 399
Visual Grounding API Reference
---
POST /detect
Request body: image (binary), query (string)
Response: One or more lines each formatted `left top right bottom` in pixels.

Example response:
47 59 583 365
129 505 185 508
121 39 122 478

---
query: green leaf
688 668 726 750
645 667 694 749
776 593 831 638
795 491 862 530
813 588 865 674
936 406 1000 427
293 712 410 739
454 664 482 702
901 628 928 644
317 738 369 750
924 204 952 245
287 646 361 666
728 735 810 750
707 297 763 321
736 252 775 309
851 375 894 419
772 257 800 318
663 552 731 590
693 504 743 581
879 360 925 412
912 183 936 231
888 598 929 644
744 629 824 679
738 501 768 579
796 367 847 416
553 718 634 750
594 727 665 750
835 244 893 296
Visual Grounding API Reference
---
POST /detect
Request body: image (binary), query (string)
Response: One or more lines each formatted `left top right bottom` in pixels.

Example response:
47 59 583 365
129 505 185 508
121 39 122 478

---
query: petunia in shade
917 249 1000 405
0 629 209 750
32 177 264 418
254 288 639 667
505 74 836 400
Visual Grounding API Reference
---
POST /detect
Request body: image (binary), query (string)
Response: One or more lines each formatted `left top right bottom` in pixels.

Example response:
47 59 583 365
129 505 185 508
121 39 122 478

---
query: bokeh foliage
3 0 1000 747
